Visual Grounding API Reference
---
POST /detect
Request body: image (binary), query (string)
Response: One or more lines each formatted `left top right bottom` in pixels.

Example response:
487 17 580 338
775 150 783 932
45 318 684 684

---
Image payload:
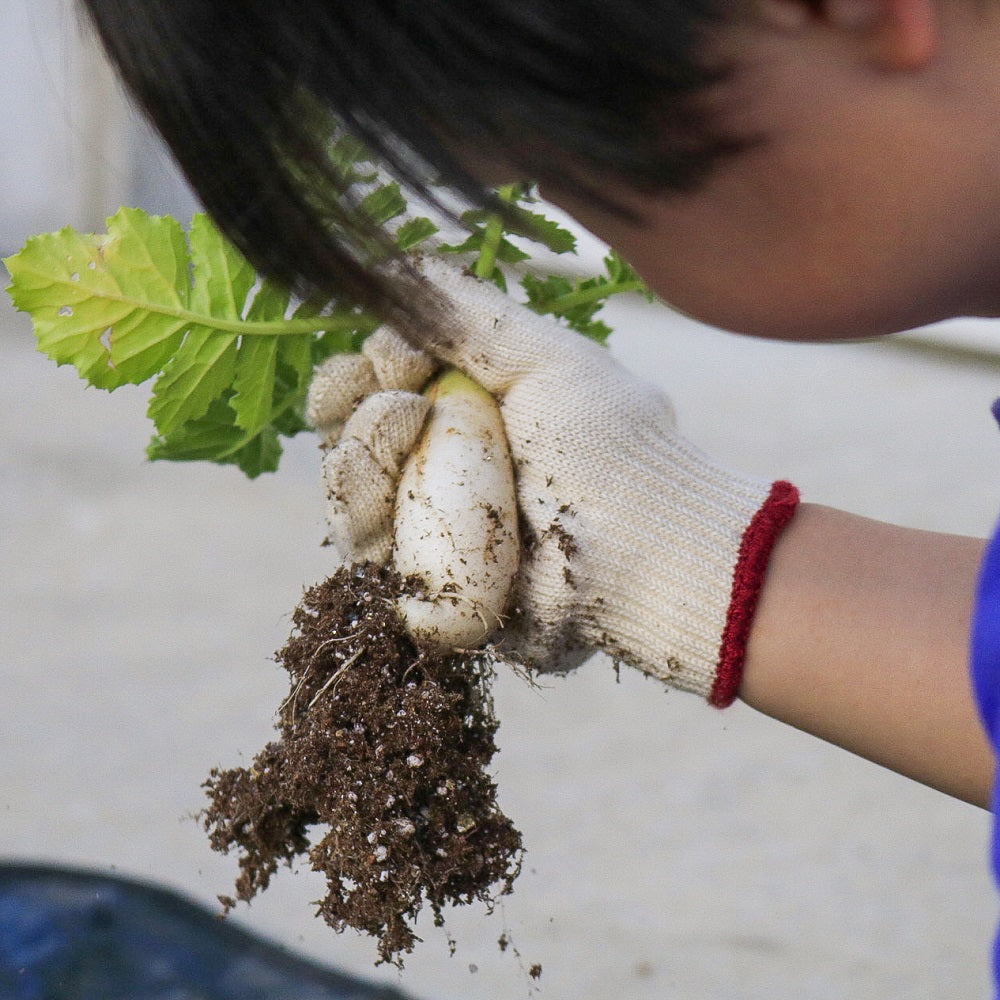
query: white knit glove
307 256 798 706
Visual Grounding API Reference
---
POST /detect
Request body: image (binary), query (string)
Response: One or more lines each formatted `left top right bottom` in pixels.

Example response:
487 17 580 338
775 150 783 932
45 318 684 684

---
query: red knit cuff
709 480 800 708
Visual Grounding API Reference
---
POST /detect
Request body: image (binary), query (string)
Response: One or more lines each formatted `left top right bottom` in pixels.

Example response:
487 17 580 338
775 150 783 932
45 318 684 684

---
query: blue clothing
970 404 1000 996
972 519 1000 994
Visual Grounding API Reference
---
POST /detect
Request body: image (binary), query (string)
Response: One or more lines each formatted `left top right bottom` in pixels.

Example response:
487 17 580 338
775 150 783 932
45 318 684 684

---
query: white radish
393 368 519 650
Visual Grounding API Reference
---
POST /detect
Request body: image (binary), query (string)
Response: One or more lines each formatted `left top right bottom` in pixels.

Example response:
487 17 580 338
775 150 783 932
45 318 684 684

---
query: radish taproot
393 368 519 649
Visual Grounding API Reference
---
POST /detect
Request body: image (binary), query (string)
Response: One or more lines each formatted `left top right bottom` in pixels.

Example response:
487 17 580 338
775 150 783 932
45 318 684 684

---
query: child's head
80 0 740 300
81 0 1000 341
553 0 1000 341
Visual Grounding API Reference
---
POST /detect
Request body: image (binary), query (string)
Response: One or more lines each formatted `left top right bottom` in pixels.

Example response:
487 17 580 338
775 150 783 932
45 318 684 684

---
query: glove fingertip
363 326 437 393
342 391 431 473
321 438 396 563
307 354 378 433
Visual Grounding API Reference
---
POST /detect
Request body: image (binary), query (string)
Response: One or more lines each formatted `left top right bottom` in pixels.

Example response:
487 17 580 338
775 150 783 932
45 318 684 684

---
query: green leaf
4 207 375 476
231 336 280 435
521 275 603 344
188 213 256 317
495 239 530 265
5 178 636 480
5 209 190 389
437 230 484 256
306 300 376 361
329 134 378 188
461 205 577 255
521 272 573 309
232 425 283 477
604 250 655 301
144 213 257 434
394 216 438 251
360 182 407 227
147 395 283 478
511 207 577 255
517 247 651 344
484 266 507 293
230 278 292 436
147 326 239 434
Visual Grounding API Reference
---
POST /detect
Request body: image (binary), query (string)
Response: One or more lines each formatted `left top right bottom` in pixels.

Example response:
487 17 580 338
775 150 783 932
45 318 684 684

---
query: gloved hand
307 256 798 706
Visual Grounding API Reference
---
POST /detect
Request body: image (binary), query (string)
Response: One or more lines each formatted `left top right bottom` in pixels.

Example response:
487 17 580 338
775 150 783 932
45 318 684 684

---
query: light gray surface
1 0 200 255
2 281 998 999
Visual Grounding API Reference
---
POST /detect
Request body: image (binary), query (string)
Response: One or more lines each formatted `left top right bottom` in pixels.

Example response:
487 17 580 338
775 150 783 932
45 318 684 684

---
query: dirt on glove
202 562 523 966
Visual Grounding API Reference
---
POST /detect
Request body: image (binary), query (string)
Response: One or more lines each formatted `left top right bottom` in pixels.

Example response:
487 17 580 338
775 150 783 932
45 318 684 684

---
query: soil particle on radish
202 562 523 965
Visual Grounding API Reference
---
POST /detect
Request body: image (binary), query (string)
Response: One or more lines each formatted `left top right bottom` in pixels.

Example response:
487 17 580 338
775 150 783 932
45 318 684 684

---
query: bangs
80 0 741 316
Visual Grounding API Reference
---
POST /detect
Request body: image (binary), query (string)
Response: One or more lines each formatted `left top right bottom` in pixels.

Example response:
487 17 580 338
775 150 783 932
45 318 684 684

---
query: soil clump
202 562 523 964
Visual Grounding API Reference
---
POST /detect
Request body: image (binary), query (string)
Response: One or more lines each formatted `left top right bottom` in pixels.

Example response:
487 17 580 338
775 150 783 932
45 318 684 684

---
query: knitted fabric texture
308 257 798 699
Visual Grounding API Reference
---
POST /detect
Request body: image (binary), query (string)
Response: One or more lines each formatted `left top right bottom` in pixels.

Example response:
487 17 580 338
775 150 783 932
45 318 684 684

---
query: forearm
740 503 993 808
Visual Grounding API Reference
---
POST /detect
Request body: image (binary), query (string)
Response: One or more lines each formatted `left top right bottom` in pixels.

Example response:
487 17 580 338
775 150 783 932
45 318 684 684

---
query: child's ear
757 0 937 69
831 0 937 68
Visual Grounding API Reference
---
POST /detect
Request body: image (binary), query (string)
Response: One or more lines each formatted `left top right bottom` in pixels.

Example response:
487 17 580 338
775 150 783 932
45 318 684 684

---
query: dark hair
79 0 740 318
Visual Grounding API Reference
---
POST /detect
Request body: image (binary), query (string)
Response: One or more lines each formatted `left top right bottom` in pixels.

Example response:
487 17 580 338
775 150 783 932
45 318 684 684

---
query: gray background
3 3 999 997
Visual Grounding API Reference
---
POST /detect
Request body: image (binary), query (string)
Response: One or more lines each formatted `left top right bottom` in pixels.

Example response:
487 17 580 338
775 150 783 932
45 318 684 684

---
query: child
78 0 1000 988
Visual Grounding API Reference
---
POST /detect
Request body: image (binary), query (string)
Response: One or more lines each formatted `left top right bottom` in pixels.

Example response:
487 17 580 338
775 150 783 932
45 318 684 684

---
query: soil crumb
202 562 523 965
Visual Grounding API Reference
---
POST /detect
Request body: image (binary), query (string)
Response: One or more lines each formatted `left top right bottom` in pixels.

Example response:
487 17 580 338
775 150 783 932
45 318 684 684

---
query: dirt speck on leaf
202 562 523 965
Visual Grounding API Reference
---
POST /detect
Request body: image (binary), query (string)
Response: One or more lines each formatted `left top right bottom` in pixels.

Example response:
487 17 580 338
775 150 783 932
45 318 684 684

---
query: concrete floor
3 268 999 998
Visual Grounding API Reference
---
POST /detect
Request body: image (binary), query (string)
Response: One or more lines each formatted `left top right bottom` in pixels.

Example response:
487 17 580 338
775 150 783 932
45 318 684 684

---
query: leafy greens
5 150 649 478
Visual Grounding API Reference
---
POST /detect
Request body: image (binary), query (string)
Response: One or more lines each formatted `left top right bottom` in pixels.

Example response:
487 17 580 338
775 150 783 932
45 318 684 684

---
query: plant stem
473 184 519 280
538 279 647 315
60 286 379 338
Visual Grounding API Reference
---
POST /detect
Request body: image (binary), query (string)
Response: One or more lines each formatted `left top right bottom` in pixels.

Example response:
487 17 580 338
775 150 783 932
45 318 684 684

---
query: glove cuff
593 457 798 706
710 480 800 707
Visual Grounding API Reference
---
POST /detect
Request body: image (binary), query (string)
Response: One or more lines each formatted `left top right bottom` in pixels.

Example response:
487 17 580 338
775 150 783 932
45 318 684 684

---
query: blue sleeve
970 516 1000 997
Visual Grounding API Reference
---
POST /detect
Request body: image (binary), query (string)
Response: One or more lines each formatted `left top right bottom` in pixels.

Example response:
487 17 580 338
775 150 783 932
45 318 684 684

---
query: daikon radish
393 368 519 649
